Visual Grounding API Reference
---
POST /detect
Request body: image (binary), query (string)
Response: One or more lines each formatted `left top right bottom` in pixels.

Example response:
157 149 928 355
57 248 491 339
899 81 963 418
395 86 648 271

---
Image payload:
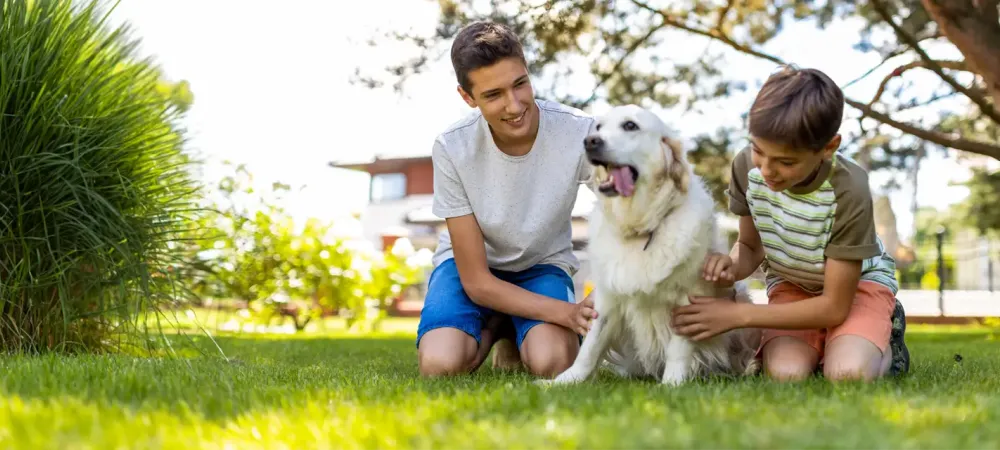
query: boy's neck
493 130 536 156
787 157 834 195
491 108 540 157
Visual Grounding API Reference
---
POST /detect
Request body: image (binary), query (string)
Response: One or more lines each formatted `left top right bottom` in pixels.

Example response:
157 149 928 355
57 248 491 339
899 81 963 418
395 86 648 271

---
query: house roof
329 155 431 172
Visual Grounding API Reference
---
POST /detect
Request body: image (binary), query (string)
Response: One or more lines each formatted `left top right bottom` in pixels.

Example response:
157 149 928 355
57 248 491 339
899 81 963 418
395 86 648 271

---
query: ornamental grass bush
0 0 201 353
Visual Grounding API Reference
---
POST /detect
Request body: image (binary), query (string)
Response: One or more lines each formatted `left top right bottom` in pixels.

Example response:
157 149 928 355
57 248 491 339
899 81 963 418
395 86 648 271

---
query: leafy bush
0 1 200 352
183 164 427 332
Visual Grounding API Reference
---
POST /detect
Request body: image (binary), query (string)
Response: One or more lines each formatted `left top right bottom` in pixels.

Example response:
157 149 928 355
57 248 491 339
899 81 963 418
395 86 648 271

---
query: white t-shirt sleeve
575 151 594 189
431 138 473 218
575 117 596 190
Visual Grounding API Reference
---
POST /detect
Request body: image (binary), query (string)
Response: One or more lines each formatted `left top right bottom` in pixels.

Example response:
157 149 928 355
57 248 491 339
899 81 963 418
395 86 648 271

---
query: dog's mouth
594 162 639 197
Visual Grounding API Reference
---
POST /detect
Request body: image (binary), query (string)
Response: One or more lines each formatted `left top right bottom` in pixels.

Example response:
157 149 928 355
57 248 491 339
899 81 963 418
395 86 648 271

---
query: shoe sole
890 300 910 376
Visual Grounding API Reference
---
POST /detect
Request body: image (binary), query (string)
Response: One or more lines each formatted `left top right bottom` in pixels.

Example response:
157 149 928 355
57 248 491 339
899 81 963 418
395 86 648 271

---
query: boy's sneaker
888 299 910 377
490 315 523 371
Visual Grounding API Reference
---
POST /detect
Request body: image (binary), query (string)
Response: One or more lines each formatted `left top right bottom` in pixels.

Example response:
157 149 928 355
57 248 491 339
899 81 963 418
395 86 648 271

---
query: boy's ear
821 134 842 159
457 86 477 108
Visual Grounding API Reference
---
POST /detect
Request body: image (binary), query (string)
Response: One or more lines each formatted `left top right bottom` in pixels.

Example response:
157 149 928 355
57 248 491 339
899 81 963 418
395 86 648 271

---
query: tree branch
626 0 1000 160
869 60 968 106
842 33 942 89
580 21 670 107
870 0 1000 123
716 0 736 31
630 0 785 66
847 99 1000 159
976 0 999 25
895 90 960 112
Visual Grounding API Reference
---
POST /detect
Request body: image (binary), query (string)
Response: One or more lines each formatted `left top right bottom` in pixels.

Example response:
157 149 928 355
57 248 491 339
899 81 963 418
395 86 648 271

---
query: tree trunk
922 0 1000 118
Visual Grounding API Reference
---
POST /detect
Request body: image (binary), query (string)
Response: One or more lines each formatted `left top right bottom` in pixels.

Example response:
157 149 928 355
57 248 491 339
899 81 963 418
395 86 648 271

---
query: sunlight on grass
874 397 987 427
0 325 996 449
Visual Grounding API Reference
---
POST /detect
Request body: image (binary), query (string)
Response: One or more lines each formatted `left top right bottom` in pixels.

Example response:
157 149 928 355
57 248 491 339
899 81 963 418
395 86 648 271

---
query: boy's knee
521 325 579 378
822 355 880 381
823 335 883 381
764 361 814 382
417 329 478 377
419 350 473 377
762 336 819 382
523 345 576 378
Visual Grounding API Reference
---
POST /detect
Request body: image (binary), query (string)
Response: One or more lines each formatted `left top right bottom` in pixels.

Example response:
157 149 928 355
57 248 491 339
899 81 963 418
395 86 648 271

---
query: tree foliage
959 167 1000 234
358 0 1000 208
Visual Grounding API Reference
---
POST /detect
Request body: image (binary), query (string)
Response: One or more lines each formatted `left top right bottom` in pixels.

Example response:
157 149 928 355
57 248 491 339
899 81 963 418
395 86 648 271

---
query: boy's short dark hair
450 21 526 95
748 66 844 152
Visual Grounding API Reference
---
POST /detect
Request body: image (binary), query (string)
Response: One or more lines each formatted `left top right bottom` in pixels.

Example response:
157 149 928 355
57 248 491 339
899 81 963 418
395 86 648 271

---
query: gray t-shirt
431 99 595 276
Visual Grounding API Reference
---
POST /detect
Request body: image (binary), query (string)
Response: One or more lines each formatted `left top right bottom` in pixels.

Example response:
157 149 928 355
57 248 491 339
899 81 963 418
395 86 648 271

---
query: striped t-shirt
726 147 899 295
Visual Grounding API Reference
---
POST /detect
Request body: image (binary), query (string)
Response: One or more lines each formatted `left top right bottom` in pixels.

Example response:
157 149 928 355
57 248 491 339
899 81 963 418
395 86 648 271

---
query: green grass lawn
1 319 998 450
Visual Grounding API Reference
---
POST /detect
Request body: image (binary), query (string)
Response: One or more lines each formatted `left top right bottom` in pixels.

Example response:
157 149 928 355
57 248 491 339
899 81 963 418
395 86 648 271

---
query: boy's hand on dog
671 295 746 341
702 252 735 285
564 294 598 336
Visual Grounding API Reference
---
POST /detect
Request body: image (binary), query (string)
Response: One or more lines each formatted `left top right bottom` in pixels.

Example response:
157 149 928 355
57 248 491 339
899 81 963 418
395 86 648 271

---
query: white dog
544 105 760 386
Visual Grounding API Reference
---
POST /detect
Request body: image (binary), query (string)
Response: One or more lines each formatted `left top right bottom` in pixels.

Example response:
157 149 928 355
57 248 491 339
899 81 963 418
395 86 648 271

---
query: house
331 154 741 305
330 154 597 302
330 155 439 251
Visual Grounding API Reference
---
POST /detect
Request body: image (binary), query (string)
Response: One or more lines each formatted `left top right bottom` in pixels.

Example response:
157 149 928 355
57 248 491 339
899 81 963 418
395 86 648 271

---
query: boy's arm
724 147 765 280
728 215 766 281
736 162 878 330
431 139 594 335
736 258 861 330
677 255 861 340
447 214 594 334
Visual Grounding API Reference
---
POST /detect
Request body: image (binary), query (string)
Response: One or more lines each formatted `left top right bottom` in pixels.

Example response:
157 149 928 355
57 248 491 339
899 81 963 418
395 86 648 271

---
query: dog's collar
642 226 658 251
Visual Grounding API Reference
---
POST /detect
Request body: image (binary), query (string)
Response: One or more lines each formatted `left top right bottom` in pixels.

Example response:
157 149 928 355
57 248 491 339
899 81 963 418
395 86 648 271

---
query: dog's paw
535 368 589 386
661 362 690 386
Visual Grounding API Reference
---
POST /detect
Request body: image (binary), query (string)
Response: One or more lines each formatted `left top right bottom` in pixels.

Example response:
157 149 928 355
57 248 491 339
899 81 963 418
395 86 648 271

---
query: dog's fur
544 105 760 386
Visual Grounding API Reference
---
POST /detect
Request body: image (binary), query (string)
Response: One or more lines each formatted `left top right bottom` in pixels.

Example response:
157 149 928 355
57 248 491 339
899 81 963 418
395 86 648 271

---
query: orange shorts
758 281 896 360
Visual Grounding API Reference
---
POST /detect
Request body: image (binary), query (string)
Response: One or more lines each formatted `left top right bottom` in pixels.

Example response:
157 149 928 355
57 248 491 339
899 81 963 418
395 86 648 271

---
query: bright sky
106 0 981 242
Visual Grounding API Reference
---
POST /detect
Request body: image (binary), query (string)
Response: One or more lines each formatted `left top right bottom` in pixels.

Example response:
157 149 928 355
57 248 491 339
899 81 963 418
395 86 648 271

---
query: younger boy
671 66 910 381
416 21 598 378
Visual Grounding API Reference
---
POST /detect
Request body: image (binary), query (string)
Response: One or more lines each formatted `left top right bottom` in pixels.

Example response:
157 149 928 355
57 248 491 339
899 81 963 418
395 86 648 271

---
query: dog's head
585 105 690 200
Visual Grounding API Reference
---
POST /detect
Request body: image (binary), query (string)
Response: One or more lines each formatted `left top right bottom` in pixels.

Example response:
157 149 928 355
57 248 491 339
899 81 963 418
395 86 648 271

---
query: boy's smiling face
458 57 538 146
750 134 840 192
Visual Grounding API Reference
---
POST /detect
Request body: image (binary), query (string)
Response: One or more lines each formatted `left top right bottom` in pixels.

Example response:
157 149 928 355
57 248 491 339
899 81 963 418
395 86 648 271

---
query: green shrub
182 163 429 332
0 1 200 352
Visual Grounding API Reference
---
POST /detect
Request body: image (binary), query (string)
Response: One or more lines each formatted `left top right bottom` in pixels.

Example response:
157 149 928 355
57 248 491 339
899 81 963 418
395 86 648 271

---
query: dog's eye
595 123 602 131
622 120 639 131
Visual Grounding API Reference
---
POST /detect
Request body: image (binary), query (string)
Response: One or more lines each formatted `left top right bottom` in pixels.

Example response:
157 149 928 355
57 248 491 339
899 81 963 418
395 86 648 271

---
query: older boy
416 21 597 378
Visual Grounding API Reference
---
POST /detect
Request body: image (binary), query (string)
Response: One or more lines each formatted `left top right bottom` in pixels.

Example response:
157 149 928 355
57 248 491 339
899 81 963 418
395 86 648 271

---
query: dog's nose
584 136 604 153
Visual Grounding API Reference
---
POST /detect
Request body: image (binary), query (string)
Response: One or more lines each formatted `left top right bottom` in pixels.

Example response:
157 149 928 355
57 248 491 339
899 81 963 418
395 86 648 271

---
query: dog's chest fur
587 187 725 376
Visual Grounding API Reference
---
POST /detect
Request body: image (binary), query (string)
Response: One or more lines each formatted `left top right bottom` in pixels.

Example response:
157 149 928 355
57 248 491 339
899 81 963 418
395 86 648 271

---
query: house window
370 173 407 203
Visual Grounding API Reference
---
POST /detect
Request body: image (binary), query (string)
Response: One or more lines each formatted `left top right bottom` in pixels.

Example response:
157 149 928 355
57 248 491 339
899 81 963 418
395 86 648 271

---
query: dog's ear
661 137 689 193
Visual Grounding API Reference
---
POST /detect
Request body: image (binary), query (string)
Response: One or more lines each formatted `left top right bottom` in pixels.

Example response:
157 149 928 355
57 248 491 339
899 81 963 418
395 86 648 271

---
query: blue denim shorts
416 258 576 350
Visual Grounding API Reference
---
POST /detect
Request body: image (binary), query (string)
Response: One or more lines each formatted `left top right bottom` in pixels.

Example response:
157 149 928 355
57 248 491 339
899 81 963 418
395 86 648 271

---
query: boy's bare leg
417 329 479 376
520 324 579 378
823 335 888 381
762 336 820 382
418 314 510 377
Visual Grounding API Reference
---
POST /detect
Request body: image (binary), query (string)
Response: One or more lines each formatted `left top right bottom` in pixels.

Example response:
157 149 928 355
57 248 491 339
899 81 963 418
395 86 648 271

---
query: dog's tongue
612 166 634 197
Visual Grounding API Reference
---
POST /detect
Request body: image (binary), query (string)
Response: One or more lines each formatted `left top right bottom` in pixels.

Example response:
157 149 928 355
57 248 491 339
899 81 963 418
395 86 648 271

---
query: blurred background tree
356 0 999 215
